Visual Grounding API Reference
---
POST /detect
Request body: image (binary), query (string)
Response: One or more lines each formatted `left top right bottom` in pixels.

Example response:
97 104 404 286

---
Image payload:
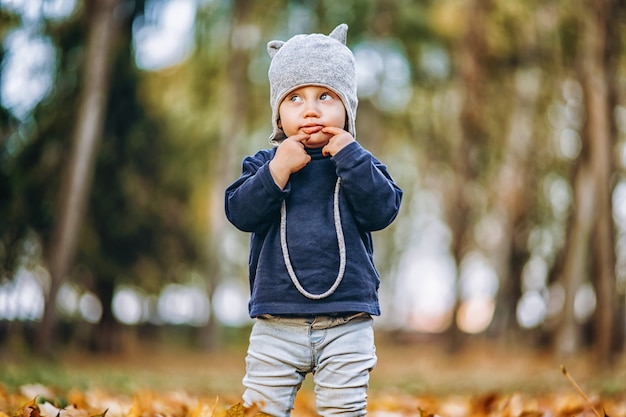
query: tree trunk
37 0 119 355
487 69 541 336
444 0 487 349
199 0 254 350
580 0 618 366
554 164 596 355
553 0 620 363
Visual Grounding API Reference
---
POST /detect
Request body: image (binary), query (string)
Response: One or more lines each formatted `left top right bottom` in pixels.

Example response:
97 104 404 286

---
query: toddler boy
225 24 402 417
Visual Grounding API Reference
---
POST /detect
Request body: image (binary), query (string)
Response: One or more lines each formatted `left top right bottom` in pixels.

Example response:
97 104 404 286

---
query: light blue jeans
242 313 377 417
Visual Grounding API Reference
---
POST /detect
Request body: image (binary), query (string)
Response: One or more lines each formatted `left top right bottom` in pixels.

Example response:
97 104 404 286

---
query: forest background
1 0 626 383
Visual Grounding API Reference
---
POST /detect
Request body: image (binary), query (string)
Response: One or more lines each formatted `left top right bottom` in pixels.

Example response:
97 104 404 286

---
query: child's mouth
301 125 323 135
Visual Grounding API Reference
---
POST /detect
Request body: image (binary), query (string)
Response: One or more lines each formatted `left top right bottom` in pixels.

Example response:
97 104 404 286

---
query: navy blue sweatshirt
224 141 402 317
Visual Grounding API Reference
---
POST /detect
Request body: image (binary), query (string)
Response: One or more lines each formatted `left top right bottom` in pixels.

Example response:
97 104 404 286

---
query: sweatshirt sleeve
331 141 403 231
224 149 288 233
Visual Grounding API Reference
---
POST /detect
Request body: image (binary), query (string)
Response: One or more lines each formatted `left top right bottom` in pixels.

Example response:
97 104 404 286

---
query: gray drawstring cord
280 178 346 299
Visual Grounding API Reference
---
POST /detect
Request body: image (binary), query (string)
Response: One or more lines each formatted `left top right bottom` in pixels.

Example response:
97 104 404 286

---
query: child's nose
303 100 320 117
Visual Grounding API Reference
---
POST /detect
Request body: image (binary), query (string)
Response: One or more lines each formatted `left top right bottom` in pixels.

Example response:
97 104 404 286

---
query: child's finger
321 126 344 135
289 133 311 143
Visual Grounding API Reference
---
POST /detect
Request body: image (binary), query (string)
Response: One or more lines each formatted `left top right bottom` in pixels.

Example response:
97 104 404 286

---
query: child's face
278 85 347 149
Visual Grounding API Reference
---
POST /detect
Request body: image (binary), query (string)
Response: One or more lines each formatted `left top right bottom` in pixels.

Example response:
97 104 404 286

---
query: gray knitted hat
267 24 357 145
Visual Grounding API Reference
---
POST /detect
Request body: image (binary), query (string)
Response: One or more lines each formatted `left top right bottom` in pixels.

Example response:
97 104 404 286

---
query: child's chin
304 135 330 148
304 141 328 149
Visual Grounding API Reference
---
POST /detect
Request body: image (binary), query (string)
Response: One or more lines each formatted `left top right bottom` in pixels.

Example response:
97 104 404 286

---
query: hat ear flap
328 24 348 45
267 40 285 58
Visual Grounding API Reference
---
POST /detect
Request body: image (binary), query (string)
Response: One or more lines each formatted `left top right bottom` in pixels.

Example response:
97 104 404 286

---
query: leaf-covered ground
2 336 625 417
3 384 626 417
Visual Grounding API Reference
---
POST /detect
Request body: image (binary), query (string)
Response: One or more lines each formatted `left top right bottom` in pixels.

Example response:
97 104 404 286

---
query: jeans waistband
258 312 370 329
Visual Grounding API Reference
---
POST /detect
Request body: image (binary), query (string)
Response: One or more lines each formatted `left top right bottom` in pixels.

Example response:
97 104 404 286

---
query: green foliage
0 0 624 351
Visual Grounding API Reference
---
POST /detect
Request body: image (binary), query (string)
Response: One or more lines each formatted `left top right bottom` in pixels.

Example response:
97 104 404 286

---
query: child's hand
269 134 312 189
321 126 355 157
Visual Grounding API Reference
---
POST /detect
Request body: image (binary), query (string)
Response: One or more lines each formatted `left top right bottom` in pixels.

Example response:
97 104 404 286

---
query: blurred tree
0 4 33 283
443 0 489 349
202 0 261 349
0 106 23 278
480 2 560 341
38 0 121 354
78 0 209 351
554 0 623 366
486 67 541 338
583 0 623 366
2 0 205 353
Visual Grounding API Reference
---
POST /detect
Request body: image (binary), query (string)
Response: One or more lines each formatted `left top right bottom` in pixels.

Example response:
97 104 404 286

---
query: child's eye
289 95 302 102
320 92 332 100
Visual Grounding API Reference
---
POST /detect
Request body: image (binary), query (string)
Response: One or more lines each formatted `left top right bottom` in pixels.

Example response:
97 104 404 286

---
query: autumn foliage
2 382 624 417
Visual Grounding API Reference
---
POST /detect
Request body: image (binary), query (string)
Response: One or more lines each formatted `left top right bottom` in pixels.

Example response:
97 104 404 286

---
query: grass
2 330 625 400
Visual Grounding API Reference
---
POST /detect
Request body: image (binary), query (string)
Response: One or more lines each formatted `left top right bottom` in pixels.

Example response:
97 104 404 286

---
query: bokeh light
212 281 250 327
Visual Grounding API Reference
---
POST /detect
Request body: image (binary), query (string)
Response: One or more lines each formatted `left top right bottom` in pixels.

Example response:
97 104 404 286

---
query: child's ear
277 118 282 128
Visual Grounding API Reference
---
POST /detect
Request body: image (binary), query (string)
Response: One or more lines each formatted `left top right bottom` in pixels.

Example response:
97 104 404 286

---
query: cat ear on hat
328 24 348 45
267 40 285 58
